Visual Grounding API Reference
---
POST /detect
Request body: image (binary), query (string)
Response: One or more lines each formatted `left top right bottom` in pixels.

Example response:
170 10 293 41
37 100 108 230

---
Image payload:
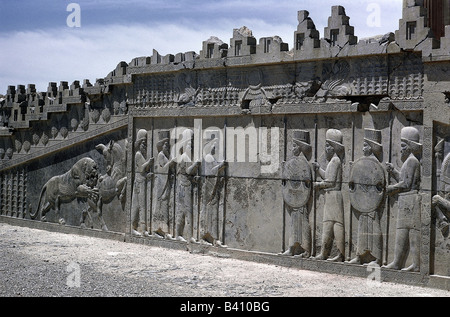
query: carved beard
400 145 411 162
325 147 335 161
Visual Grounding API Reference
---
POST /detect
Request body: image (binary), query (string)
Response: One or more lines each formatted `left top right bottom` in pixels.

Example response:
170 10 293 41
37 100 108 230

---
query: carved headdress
177 129 194 155
326 129 344 153
157 130 170 152
135 129 147 150
364 128 383 155
401 127 422 154
293 130 312 155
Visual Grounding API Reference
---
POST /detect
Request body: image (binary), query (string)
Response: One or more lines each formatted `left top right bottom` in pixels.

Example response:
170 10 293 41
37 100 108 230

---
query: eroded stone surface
1 1 450 289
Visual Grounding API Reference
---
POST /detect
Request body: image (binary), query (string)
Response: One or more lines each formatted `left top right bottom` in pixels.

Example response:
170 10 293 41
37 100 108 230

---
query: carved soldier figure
384 127 422 272
433 150 450 236
175 129 201 243
313 129 345 262
152 130 176 239
131 129 154 236
281 130 313 257
199 135 227 246
348 129 386 266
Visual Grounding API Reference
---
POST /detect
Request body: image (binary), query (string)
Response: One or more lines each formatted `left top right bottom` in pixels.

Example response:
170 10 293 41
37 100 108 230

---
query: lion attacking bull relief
80 140 127 231
29 158 99 225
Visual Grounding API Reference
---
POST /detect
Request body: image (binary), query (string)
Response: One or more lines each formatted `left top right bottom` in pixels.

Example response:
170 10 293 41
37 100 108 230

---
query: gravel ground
0 222 449 299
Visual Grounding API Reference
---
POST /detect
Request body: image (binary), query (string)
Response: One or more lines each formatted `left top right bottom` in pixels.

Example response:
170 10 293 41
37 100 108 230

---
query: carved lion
30 157 99 225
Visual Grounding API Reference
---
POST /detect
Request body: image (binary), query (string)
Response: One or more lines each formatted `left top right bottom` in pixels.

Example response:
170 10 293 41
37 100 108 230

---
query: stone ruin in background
1 0 450 290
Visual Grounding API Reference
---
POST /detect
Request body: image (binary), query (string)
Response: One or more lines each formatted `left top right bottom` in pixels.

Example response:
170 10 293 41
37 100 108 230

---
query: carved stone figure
313 129 345 262
175 129 201 243
199 135 227 246
60 127 69 139
81 140 127 231
281 130 313 257
29 158 99 225
131 129 154 236
51 126 58 139
384 127 422 272
5 148 12 159
152 130 176 238
348 129 385 266
32 133 40 146
315 61 353 102
41 133 49 146
177 87 199 107
432 151 450 237
294 81 321 100
95 140 127 204
241 84 270 113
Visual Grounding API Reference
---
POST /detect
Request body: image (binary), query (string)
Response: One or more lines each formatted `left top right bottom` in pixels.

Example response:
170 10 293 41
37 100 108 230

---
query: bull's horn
95 144 107 152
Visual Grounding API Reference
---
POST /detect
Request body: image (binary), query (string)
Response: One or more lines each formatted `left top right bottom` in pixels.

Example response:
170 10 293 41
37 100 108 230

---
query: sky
0 0 403 93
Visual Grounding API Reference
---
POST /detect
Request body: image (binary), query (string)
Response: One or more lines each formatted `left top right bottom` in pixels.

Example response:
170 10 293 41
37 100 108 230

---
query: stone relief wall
1 2 450 288
129 108 428 269
2 129 129 233
432 123 450 277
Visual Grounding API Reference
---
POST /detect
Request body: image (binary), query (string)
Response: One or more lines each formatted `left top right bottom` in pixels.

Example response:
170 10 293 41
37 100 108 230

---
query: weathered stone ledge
2 215 442 291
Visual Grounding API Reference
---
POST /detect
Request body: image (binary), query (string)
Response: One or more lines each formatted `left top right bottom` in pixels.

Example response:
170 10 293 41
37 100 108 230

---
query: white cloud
0 0 403 93
0 21 294 92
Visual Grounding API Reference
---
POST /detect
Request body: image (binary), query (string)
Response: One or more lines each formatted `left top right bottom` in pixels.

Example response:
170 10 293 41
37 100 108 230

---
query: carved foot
367 259 382 267
132 229 142 237
314 253 328 261
165 234 175 240
300 251 310 258
176 236 187 243
58 218 66 225
383 262 401 270
214 240 227 248
200 239 213 246
294 251 310 259
348 256 361 265
280 249 293 256
402 264 420 273
327 253 345 262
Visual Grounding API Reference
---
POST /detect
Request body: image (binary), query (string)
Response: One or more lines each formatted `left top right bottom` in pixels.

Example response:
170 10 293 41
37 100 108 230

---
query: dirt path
0 223 448 298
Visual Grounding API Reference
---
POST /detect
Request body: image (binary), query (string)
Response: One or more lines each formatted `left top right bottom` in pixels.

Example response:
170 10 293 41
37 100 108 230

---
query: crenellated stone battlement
3 2 449 103
1 2 448 163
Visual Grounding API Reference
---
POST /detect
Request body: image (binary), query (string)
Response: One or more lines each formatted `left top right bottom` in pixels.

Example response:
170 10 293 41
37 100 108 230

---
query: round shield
282 155 312 208
349 156 386 213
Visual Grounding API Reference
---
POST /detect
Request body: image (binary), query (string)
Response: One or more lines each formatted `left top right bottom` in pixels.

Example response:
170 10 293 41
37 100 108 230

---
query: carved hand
386 184 396 195
219 161 227 170
169 158 177 166
432 195 443 207
385 162 394 173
